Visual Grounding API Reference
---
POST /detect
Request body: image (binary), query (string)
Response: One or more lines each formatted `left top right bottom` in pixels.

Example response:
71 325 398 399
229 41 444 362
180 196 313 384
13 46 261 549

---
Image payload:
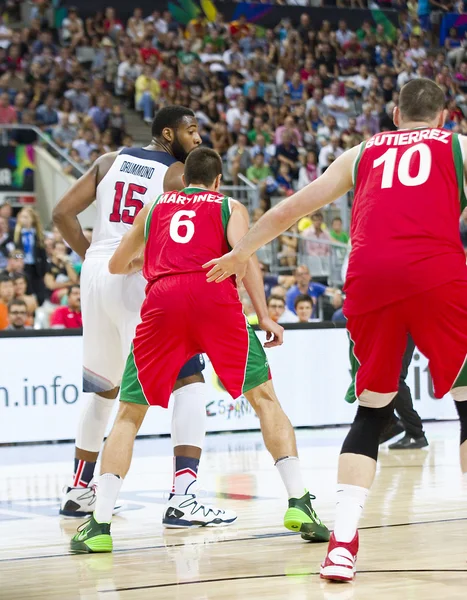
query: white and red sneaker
320 531 358 582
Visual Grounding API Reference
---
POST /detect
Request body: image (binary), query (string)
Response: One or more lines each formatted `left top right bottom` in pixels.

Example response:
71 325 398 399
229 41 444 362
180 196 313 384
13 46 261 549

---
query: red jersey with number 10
344 128 467 316
143 187 232 284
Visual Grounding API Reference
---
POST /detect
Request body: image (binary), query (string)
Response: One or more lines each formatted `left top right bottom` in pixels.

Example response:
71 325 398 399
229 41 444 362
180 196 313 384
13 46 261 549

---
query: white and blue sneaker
162 494 237 528
60 485 122 518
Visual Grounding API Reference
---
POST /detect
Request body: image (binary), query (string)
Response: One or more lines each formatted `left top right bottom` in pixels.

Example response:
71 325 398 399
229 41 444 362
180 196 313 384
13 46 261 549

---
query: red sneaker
320 531 358 582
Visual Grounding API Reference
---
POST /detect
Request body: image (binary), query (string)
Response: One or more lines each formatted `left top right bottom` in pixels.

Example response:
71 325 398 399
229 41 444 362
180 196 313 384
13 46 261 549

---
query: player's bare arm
225 200 283 348
205 145 359 282
108 202 151 275
53 152 119 259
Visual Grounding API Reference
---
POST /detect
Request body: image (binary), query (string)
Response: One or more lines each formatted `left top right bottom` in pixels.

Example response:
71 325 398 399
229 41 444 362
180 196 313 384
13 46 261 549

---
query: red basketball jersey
345 128 467 316
143 187 232 284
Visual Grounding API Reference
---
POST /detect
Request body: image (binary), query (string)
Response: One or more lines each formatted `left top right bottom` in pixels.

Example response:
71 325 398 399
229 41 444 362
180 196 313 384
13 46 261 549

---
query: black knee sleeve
455 401 467 445
341 401 396 461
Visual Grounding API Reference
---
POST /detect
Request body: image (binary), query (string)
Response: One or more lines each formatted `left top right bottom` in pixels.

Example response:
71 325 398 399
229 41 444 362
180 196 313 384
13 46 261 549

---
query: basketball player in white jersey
53 106 237 527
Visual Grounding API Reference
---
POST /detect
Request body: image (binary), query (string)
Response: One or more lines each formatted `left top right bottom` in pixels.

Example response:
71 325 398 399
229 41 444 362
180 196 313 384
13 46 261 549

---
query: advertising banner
0 329 457 444
0 145 35 205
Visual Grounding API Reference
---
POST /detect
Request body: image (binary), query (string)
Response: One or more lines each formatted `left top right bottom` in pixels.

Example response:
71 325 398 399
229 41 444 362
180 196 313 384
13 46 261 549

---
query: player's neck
143 139 174 156
398 121 436 131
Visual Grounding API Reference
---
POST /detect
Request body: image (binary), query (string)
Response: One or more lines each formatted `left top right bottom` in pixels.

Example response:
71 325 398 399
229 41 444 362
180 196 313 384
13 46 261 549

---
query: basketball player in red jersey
70 147 330 553
54 106 236 527
205 79 467 581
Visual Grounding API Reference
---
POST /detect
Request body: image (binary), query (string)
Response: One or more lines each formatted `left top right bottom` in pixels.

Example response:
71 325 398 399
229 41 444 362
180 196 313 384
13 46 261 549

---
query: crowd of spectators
0 204 82 330
1 2 467 329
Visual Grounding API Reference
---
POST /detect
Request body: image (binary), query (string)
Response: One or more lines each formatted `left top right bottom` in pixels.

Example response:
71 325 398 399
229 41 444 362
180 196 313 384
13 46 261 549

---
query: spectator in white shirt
318 134 343 172
199 43 224 72
405 36 427 65
267 294 298 324
323 82 350 129
397 62 419 89
72 129 98 161
346 64 372 95
336 20 353 47
224 74 243 106
223 41 245 68
306 87 329 118
226 97 251 131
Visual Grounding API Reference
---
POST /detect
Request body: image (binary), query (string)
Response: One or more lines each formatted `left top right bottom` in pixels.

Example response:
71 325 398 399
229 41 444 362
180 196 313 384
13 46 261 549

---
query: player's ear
438 109 447 128
393 105 400 128
181 174 186 187
162 127 173 143
214 174 222 191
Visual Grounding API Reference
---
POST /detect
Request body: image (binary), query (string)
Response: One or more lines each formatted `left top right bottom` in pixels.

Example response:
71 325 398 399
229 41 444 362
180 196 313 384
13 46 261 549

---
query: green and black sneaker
70 515 113 554
284 491 330 543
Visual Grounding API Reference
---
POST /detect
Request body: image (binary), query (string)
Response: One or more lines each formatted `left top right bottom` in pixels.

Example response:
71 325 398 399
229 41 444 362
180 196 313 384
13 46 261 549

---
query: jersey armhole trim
351 142 366 187
454 134 467 212
144 196 160 242
221 196 233 251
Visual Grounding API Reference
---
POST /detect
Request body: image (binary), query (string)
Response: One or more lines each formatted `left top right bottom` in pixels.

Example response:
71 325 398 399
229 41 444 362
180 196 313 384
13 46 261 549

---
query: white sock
333 484 368 543
94 473 123 523
76 393 115 453
275 456 305 499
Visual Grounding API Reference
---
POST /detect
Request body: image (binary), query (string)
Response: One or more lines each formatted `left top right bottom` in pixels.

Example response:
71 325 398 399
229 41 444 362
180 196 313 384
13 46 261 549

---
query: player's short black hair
294 294 313 309
399 78 445 122
151 106 195 138
184 147 223 187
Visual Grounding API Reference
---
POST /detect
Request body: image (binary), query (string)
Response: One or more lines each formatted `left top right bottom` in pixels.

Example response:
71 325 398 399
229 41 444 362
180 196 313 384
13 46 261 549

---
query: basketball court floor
1 421 466 599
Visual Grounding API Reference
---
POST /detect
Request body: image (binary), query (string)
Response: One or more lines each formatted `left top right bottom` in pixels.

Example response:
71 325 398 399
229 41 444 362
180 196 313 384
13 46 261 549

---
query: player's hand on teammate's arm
258 317 284 348
203 250 249 283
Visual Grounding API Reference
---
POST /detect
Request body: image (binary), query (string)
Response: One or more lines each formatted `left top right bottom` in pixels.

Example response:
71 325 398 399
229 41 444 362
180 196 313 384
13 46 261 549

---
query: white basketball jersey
86 148 177 257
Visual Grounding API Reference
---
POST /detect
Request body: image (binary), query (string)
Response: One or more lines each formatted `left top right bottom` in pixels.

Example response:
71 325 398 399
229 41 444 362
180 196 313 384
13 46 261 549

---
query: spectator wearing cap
92 38 118 89
50 284 82 329
6 298 31 331
6 249 25 279
0 273 14 329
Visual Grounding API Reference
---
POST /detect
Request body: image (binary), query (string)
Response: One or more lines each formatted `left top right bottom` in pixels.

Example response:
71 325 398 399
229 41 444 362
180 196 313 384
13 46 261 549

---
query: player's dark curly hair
151 106 195 138
184 147 223 187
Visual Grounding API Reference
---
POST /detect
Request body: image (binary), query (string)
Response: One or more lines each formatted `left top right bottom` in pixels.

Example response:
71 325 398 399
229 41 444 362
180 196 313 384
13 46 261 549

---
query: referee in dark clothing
380 335 429 449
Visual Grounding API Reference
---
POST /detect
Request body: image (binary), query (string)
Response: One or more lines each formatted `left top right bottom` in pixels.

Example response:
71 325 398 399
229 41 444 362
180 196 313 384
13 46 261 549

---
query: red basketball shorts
120 273 271 407
346 279 467 401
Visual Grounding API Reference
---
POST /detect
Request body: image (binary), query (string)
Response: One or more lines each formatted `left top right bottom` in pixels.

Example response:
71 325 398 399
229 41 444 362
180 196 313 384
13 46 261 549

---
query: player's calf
245 381 329 542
